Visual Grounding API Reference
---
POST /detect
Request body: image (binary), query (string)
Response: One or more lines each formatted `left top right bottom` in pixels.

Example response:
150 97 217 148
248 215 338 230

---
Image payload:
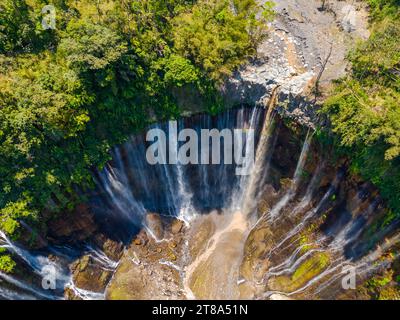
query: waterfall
268 129 313 221
90 106 274 237
236 87 279 217
0 231 69 300
270 175 338 253
1 106 396 300
0 230 115 300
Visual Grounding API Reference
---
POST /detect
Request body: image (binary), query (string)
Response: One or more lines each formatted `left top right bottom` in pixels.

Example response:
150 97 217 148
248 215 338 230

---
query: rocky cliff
222 0 369 127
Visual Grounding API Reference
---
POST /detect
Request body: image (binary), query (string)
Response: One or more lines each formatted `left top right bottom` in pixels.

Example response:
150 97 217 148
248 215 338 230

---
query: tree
322 1 400 222
0 0 274 240
172 0 274 81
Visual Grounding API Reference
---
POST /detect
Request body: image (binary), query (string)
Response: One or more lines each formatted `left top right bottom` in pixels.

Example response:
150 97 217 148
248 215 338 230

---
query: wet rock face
48 204 97 244
18 223 48 250
70 255 113 293
236 120 400 300
106 217 186 300
92 234 124 262
171 219 184 235
62 233 123 299
145 213 164 240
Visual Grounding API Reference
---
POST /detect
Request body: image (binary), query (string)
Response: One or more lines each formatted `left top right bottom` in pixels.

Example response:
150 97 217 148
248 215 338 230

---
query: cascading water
0 230 69 300
1 106 398 300
0 230 118 300
233 87 279 216
267 129 313 221
90 106 274 240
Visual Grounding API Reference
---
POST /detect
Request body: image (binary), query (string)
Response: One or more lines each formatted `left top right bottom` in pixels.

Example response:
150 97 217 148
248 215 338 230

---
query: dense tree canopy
0 0 274 252
322 0 400 224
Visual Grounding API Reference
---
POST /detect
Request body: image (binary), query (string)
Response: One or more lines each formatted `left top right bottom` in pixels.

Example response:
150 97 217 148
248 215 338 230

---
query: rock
219 0 370 129
106 230 183 300
93 234 124 261
48 204 97 243
269 293 292 300
241 226 274 282
168 253 177 261
169 242 177 249
171 219 184 234
70 255 113 293
18 221 48 250
319 168 335 188
132 230 149 247
145 212 164 240
64 287 83 300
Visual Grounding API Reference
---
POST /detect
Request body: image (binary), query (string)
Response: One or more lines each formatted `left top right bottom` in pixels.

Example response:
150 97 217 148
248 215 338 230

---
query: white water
0 230 115 300
1 106 397 300
268 129 313 221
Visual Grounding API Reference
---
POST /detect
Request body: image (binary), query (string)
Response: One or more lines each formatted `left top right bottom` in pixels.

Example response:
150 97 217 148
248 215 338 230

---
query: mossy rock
71 255 113 293
268 252 330 293
378 286 400 300
241 227 273 280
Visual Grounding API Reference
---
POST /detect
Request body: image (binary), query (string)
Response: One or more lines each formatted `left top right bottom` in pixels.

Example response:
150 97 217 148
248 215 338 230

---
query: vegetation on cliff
322 0 400 222
0 0 274 242
0 247 15 273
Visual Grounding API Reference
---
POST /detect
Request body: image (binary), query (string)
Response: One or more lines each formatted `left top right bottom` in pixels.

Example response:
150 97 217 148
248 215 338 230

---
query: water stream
0 106 397 300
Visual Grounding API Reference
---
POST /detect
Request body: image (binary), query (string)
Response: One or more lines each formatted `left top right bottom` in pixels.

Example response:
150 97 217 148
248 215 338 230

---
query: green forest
1 0 400 280
322 0 400 226
0 0 274 245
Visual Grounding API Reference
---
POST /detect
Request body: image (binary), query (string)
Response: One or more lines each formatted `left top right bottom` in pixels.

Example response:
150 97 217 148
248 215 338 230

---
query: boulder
70 255 112 293
145 213 164 240
269 293 292 300
64 287 83 300
93 234 124 261
171 219 184 235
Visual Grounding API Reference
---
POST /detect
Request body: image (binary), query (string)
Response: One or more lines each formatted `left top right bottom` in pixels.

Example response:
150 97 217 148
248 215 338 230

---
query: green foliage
0 198 38 240
162 54 199 87
367 0 400 20
0 254 16 273
0 0 60 54
0 0 39 53
366 274 392 289
322 2 400 221
365 270 400 300
0 0 274 239
58 20 128 72
173 0 274 81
